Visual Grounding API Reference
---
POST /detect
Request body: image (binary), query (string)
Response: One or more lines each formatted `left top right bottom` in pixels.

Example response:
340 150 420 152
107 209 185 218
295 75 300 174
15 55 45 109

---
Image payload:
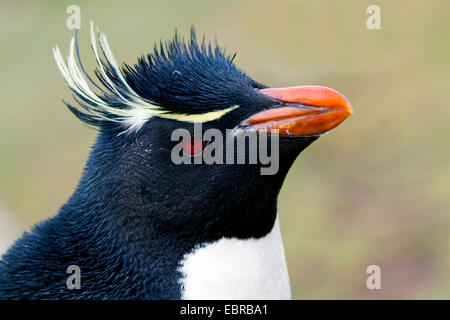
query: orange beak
241 85 353 136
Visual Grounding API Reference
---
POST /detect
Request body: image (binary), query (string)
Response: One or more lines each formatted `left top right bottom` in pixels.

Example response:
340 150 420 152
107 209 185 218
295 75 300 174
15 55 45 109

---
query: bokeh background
0 0 448 299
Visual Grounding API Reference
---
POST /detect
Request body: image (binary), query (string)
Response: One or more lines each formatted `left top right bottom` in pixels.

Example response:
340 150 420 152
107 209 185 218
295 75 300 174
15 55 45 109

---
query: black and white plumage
0 23 352 299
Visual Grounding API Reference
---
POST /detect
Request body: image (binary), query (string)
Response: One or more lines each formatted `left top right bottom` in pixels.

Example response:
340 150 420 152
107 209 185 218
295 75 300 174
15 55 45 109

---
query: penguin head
55 24 352 240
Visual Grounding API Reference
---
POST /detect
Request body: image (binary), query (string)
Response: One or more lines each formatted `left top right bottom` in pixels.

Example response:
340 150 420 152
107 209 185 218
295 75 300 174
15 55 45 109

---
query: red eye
183 138 205 155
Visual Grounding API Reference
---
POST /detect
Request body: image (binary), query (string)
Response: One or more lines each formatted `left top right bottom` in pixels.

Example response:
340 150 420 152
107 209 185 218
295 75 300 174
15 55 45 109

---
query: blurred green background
0 0 448 299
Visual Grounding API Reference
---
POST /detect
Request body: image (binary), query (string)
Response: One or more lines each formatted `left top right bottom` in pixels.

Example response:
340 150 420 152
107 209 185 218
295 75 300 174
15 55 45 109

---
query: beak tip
346 104 354 115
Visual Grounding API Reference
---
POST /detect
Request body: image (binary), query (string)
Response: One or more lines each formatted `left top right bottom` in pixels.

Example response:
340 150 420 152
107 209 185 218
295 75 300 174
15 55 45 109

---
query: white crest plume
53 22 237 132
53 21 166 132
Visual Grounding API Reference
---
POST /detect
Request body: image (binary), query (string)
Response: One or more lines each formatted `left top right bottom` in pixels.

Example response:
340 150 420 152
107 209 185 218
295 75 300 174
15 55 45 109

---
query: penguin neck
56 130 300 298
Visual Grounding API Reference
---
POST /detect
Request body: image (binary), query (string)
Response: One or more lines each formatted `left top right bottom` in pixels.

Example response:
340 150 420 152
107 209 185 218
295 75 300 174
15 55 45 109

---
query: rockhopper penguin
0 23 353 299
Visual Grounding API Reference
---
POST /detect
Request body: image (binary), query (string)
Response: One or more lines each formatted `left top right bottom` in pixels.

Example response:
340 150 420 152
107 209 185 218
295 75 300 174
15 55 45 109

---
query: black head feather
124 27 265 113
55 25 265 129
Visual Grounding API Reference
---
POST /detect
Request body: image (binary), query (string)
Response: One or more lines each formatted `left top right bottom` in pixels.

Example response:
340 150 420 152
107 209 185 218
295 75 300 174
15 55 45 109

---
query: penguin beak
239 86 353 136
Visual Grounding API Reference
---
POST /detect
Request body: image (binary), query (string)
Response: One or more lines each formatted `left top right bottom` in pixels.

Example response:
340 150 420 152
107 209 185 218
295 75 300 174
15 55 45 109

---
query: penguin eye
183 138 205 155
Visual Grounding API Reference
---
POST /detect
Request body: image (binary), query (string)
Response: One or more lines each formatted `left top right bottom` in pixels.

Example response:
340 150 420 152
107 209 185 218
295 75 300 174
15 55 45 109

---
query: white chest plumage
178 216 291 300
